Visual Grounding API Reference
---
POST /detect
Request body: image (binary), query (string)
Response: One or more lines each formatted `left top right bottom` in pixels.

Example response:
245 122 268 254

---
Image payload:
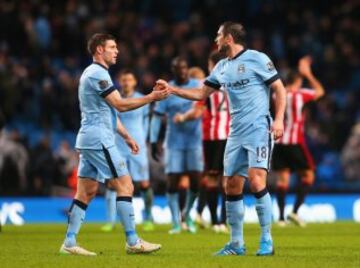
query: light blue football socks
167 192 180 226
254 188 272 242
116 196 139 246
226 194 245 248
64 199 87 247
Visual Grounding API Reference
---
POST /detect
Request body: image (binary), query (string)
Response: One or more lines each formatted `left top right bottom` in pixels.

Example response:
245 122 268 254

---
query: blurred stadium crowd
0 0 359 195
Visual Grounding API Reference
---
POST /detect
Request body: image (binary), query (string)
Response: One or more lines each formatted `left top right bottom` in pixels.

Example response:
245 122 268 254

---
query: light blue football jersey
75 62 117 150
116 91 149 151
154 78 202 149
204 49 279 136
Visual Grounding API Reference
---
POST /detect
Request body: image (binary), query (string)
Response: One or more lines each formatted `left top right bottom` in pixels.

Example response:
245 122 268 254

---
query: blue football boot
256 239 274 256
214 242 246 256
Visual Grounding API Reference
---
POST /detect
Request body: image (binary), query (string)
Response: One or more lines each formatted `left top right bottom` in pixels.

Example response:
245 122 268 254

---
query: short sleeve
88 70 116 98
255 52 280 86
300 88 316 103
204 62 222 90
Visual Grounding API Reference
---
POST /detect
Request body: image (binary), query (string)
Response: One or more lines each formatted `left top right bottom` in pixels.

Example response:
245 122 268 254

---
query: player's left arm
116 117 139 154
270 79 286 140
256 52 286 140
298 56 325 100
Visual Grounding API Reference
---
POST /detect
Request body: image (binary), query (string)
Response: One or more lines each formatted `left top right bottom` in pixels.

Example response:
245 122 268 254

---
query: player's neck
122 89 135 97
92 56 109 69
175 78 189 85
287 85 299 93
228 44 245 60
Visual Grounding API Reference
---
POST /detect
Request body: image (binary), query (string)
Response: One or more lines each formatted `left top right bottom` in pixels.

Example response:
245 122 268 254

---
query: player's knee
112 176 134 196
248 168 267 192
225 178 242 195
122 181 134 195
139 181 150 190
249 176 266 192
300 170 315 185
76 189 96 203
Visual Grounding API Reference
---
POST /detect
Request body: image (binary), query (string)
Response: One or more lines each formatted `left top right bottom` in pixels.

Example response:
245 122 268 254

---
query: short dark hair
220 21 246 45
284 70 302 85
171 56 188 67
208 51 226 65
87 33 116 55
117 68 135 78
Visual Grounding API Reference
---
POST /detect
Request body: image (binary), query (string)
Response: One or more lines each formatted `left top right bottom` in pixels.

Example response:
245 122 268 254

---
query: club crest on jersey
98 80 109 89
267 61 275 71
238 64 245 73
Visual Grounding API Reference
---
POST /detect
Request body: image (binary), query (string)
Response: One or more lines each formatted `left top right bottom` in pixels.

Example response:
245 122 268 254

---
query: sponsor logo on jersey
238 64 245 73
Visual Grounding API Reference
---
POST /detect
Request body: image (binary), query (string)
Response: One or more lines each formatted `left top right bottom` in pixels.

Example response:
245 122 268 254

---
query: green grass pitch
0 222 359 268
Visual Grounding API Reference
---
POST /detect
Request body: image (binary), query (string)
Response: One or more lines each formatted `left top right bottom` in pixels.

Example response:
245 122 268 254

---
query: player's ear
225 34 233 44
96 45 104 55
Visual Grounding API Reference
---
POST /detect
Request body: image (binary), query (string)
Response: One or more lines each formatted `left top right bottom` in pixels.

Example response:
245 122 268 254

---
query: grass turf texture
0 222 359 268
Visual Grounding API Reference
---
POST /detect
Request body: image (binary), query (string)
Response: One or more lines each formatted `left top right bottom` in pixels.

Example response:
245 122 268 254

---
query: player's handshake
150 81 170 101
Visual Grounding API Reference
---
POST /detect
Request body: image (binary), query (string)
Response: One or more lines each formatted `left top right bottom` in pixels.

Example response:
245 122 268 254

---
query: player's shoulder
210 58 228 74
215 58 228 68
84 63 109 79
244 49 269 61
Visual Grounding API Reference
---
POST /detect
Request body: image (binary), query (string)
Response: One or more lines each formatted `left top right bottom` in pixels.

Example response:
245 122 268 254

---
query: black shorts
203 140 227 172
272 144 315 171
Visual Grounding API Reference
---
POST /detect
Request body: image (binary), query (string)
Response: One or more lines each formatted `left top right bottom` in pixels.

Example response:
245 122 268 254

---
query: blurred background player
272 56 325 227
150 56 203 234
60 33 166 256
187 66 208 229
102 70 154 232
173 51 229 233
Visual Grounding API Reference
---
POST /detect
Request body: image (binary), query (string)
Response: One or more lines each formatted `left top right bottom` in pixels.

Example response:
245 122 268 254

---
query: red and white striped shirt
197 91 231 141
278 88 315 145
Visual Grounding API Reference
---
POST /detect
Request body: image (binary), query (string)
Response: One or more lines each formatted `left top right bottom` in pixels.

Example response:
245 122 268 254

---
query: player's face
172 60 188 81
119 73 137 91
215 26 229 54
102 40 118 66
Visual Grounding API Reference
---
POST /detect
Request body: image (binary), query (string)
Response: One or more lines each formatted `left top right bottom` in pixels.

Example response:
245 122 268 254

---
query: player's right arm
156 80 215 101
89 70 169 112
105 89 169 112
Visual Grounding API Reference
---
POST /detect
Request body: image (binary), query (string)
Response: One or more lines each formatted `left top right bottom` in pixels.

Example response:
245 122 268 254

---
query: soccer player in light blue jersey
102 69 155 232
150 57 203 234
59 33 168 256
156 22 286 256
